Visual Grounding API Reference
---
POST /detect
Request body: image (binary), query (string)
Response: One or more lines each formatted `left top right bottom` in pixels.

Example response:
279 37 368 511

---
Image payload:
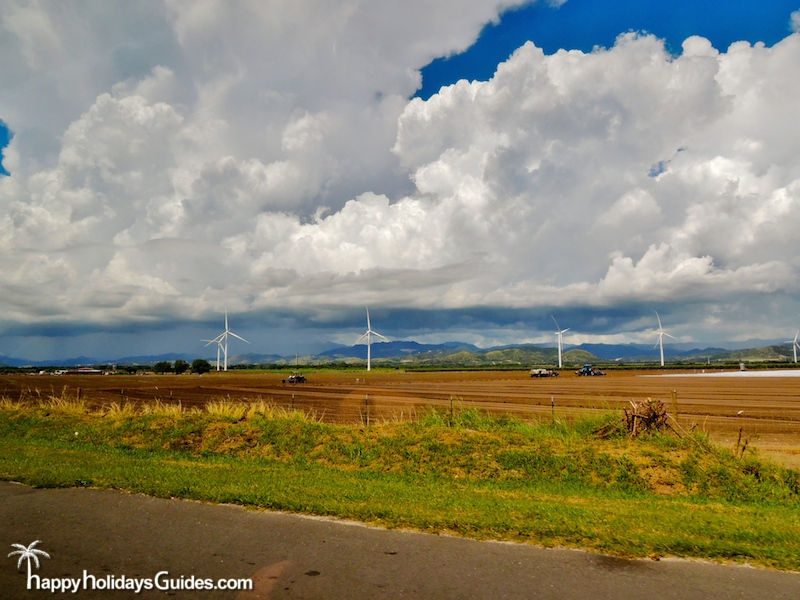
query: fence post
449 395 454 427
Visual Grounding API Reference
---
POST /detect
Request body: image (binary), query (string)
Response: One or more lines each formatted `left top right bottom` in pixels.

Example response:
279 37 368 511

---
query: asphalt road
2 481 799 599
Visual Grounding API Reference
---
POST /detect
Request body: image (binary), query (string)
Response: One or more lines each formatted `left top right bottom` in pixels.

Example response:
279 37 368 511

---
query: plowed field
3 369 799 467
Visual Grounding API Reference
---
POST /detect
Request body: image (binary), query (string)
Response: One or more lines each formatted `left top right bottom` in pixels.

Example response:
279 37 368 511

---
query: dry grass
101 401 139 418
42 395 88 414
0 397 23 410
204 399 249 420
0 394 323 423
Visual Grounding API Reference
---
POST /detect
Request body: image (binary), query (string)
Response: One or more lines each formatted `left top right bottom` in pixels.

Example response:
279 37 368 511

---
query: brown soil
2 369 799 468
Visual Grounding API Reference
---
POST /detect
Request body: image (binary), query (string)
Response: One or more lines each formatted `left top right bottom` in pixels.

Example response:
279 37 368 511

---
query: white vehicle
530 368 559 378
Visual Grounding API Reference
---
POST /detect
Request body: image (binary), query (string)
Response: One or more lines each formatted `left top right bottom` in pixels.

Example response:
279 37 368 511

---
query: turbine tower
552 315 569 369
356 307 388 371
654 311 675 368
205 311 249 371
787 330 800 363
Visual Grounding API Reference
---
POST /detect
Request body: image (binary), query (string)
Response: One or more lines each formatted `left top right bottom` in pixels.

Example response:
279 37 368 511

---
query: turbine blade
663 332 676 340
562 328 569 334
205 333 225 345
655 311 663 329
373 332 389 342
366 306 371 330
551 315 559 330
229 332 249 343
356 332 369 344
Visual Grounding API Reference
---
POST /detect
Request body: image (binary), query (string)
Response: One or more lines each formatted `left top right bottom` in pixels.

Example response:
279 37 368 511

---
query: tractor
283 372 307 384
575 364 606 376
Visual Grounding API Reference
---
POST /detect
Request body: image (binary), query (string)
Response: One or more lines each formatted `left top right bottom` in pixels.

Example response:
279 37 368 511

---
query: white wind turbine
654 311 675 367
552 316 569 369
205 311 249 371
201 337 224 371
787 330 800 363
356 307 388 372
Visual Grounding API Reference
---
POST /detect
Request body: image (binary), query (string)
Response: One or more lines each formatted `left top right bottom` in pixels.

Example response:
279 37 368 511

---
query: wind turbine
654 311 675 368
552 316 569 369
201 337 224 371
787 330 800 363
356 307 388 371
205 311 249 371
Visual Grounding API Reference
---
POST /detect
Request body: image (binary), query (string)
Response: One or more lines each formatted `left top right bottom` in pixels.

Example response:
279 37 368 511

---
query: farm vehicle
530 368 559 377
282 373 307 384
575 364 606 376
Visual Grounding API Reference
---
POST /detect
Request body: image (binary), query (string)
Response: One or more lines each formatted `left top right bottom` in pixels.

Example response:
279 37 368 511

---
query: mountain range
1 340 796 368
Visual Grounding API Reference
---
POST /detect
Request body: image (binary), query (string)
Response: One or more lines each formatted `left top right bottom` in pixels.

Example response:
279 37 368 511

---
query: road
2 481 799 599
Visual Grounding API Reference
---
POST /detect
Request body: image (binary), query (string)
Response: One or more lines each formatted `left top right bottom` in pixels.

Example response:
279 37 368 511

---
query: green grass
1 399 799 570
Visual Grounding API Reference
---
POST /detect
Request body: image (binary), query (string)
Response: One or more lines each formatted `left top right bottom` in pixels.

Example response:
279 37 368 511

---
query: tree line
152 359 212 374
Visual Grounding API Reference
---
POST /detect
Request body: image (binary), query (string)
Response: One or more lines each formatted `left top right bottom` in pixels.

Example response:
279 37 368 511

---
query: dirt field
2 369 799 468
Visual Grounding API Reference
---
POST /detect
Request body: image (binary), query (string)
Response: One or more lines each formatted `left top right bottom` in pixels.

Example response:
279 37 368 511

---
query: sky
1 0 800 361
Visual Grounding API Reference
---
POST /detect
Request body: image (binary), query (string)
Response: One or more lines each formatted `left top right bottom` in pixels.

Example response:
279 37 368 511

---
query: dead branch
624 398 669 438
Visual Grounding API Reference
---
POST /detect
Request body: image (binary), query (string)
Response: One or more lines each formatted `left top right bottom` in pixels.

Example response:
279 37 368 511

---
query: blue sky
417 0 800 99
0 120 10 175
1 1 800 362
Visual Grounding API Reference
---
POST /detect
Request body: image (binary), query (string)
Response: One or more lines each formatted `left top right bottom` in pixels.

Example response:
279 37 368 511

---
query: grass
1 397 799 570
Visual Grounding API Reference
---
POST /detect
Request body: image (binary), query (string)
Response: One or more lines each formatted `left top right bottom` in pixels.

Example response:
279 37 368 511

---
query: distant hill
0 355 29 368
112 353 198 365
562 349 598 364
226 352 285 365
704 345 791 362
567 343 728 361
0 355 103 368
319 341 481 360
347 343 568 368
319 341 796 368
2 341 797 369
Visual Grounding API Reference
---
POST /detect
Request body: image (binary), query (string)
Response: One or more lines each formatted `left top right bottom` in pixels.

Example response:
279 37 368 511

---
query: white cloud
386 32 800 312
1 3 800 350
597 189 661 230
1 1 63 70
0 0 530 326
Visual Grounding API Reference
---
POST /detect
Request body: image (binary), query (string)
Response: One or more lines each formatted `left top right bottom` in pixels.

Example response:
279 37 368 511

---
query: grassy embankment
1 395 799 570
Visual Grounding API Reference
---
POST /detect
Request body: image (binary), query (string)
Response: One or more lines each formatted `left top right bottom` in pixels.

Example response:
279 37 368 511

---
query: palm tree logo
8 540 50 582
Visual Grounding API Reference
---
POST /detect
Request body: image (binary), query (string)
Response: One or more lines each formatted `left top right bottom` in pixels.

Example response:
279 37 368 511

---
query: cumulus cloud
0 0 527 325
1 2 800 351
388 33 800 315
